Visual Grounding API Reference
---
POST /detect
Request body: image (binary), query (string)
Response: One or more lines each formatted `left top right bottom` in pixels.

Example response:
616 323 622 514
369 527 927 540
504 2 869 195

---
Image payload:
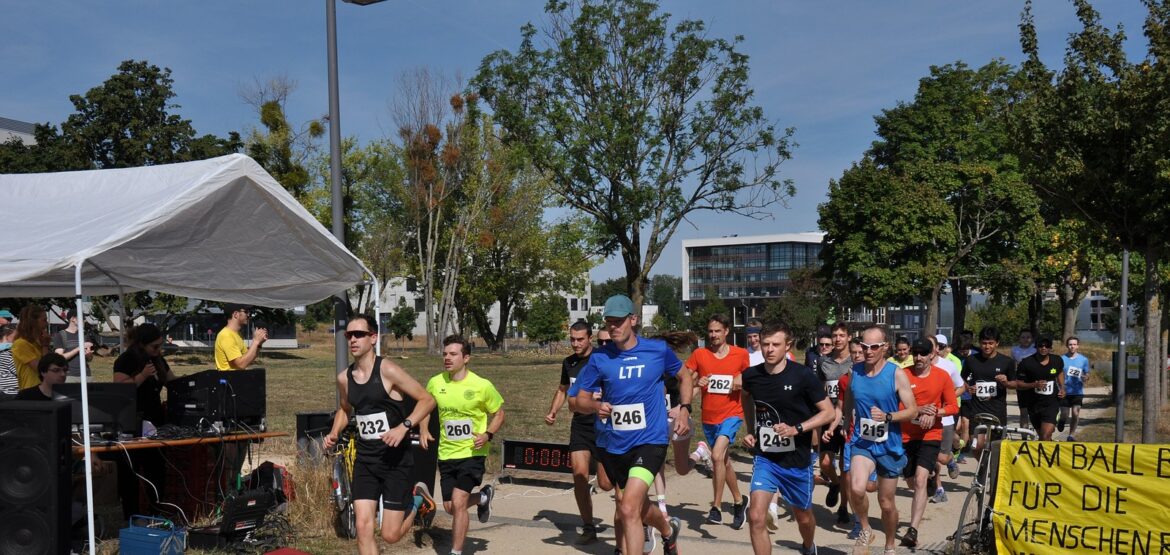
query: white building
0 117 37 145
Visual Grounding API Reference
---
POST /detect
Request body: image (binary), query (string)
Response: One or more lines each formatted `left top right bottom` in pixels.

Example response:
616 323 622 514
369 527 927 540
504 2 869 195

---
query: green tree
646 275 685 330
242 77 324 200
760 267 830 345
592 277 628 305
819 61 1039 335
61 59 240 168
688 287 729 336
459 163 593 351
475 0 795 310
386 297 418 353
1014 0 1170 439
523 293 568 351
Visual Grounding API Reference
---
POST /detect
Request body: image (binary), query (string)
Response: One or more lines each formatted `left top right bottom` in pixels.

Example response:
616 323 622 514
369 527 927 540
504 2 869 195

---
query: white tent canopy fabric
0 153 370 306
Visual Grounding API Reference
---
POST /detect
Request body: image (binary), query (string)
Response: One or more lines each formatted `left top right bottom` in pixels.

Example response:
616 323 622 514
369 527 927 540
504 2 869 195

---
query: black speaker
295 410 335 462
0 401 71 555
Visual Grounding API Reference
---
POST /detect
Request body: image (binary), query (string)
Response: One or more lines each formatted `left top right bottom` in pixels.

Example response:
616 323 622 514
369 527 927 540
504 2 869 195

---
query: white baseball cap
935 333 949 346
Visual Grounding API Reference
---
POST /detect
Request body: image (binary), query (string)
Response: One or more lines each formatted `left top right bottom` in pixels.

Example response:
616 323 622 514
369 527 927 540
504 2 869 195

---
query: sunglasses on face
344 330 374 340
818 342 833 348
859 342 886 351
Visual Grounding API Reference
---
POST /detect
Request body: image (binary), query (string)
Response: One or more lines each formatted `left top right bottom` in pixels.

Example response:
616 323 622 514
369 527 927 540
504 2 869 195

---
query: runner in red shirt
899 338 958 547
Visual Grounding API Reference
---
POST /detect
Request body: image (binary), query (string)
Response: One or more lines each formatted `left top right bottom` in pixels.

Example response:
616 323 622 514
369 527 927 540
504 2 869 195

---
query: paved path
378 387 1112 555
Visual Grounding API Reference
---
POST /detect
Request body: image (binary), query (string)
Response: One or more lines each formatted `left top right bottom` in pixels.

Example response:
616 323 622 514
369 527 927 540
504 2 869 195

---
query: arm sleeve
804 368 828 405
51 332 64 350
1005 359 1017 381
575 359 601 393
560 360 571 386
940 373 959 416
484 381 504 413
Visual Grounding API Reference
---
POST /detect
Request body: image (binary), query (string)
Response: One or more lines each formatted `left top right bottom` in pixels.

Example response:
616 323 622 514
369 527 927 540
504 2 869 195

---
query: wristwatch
402 418 413 429
795 423 805 434
486 431 495 441
884 412 893 424
679 403 692 413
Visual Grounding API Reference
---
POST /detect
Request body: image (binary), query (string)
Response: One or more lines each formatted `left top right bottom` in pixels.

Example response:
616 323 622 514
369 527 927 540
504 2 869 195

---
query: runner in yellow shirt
425 335 505 555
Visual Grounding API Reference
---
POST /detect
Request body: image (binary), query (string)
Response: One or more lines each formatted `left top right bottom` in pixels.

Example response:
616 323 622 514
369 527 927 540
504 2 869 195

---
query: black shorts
569 419 598 453
1063 395 1084 407
439 456 486 501
902 440 941 479
352 455 413 510
595 448 618 485
1029 401 1060 427
960 400 974 420
610 444 667 489
819 426 845 454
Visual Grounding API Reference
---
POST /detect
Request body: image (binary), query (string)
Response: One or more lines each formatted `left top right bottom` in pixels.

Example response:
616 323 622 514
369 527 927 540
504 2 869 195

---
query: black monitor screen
52 383 140 436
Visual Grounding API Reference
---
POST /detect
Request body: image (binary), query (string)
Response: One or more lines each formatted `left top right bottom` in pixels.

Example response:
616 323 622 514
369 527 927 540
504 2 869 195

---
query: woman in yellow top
12 304 50 389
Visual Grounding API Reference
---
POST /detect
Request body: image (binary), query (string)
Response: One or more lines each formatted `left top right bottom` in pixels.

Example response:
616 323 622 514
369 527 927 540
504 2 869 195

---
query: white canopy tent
0 153 377 553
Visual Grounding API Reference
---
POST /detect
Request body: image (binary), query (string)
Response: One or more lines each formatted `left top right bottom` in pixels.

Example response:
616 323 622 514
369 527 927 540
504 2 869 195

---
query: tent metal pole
75 261 97 555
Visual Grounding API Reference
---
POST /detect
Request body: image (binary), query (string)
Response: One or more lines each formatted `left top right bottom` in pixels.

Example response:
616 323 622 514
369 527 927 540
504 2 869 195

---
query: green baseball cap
602 295 634 318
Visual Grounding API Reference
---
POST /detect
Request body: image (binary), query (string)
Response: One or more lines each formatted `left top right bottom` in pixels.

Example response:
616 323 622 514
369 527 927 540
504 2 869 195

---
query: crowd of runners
329 295 1091 555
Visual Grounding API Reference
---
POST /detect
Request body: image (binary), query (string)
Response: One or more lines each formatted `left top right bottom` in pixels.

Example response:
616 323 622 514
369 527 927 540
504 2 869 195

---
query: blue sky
3 1 1150 282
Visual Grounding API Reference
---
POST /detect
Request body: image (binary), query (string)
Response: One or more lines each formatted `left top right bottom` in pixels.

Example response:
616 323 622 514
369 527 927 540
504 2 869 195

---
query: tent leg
373 277 381 357
76 262 97 555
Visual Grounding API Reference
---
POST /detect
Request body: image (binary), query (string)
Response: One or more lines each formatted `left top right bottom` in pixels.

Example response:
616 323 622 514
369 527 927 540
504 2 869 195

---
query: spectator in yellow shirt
13 305 50 389
214 304 268 370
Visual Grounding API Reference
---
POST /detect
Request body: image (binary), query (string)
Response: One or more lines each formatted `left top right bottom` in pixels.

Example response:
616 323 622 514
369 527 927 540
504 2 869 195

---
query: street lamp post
327 0 386 401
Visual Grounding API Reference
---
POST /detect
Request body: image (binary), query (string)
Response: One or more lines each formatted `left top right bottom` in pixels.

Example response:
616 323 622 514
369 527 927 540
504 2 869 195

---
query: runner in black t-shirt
737 323 834 555
960 327 1017 452
544 321 613 544
1015 336 1065 440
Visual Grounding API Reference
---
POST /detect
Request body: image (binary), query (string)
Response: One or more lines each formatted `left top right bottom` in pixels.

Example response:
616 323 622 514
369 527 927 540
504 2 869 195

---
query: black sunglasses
597 339 612 345
344 330 375 340
818 342 833 348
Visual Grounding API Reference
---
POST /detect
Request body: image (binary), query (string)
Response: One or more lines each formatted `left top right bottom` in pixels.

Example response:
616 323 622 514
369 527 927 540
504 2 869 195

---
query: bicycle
949 413 1038 555
330 425 359 539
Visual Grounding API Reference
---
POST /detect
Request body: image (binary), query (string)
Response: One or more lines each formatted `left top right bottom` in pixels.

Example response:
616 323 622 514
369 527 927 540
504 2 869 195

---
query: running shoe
852 528 875 555
413 482 436 529
477 484 494 523
947 460 960 479
800 543 818 555
846 515 861 539
706 506 722 524
663 517 682 555
767 502 780 531
693 441 712 466
825 484 840 508
900 525 918 548
931 487 948 504
576 524 598 545
1057 414 1066 432
1066 435 1076 442
643 525 657 554
731 495 748 530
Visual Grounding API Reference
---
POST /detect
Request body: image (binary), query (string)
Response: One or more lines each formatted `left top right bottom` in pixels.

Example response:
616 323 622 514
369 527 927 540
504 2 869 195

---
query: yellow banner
993 441 1170 555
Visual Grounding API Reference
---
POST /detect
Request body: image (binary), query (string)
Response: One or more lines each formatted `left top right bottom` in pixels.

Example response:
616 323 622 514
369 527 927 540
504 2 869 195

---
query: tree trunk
949 278 968 338
494 300 513 353
1142 244 1162 443
470 307 499 351
1058 282 1088 343
1027 289 1044 335
924 281 943 336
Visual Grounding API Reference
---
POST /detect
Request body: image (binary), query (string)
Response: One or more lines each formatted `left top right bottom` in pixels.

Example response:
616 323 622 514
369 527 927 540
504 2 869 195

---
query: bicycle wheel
952 485 984 555
334 456 357 539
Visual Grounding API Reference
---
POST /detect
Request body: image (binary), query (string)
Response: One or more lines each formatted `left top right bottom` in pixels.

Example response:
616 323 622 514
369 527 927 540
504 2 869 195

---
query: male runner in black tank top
324 314 437 555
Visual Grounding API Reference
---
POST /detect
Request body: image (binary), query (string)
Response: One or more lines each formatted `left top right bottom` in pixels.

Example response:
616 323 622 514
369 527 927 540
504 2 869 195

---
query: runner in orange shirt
899 338 959 548
687 313 750 529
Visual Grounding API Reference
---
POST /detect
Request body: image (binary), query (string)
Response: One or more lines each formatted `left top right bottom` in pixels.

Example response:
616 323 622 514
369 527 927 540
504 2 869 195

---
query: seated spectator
15 353 68 401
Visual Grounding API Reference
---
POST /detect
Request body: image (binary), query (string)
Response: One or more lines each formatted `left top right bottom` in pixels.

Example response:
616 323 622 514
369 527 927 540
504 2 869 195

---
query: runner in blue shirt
1059 336 1090 441
575 295 691 555
841 326 918 553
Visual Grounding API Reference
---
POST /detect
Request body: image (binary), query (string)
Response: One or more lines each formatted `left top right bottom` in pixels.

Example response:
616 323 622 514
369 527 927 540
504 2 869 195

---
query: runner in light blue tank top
848 360 905 458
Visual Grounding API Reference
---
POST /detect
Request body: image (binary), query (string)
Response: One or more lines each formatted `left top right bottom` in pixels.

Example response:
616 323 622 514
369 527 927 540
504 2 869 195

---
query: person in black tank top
323 314 437 555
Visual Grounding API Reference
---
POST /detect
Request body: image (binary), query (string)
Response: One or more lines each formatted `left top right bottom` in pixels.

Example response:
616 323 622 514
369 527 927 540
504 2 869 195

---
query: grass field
81 331 1166 553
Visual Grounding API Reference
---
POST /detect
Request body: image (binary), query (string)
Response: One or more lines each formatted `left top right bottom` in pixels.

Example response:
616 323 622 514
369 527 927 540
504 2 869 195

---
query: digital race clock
502 439 574 474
